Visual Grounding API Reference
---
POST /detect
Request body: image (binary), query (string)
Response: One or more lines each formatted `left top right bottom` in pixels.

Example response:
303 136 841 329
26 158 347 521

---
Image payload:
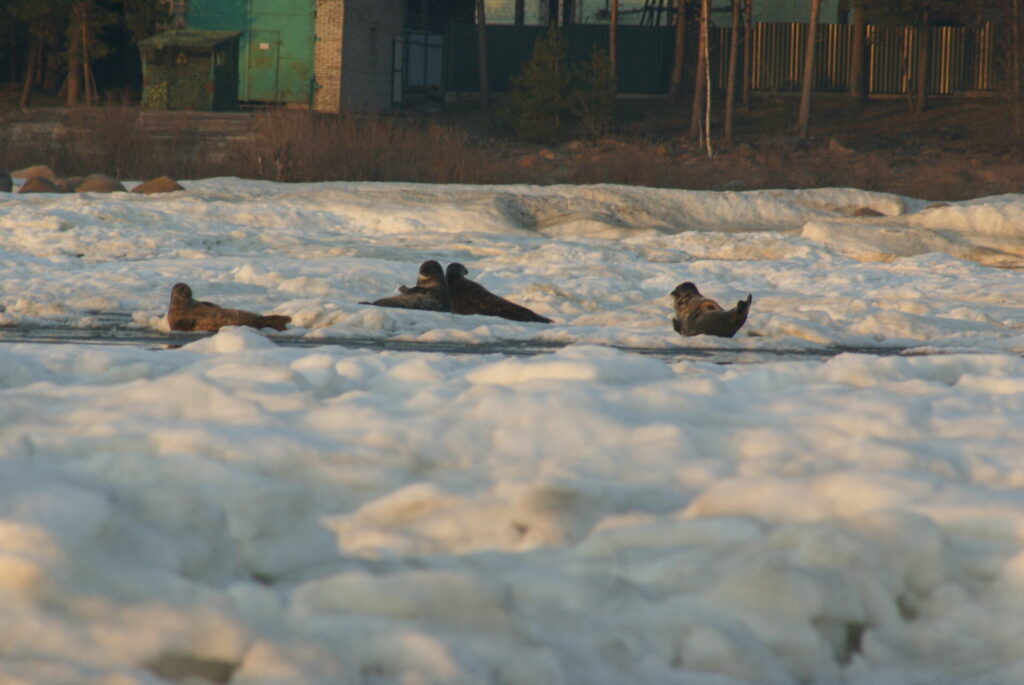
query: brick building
314 0 405 112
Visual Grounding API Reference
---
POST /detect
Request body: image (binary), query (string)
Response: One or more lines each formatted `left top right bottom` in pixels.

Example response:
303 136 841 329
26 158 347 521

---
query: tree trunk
669 0 686 99
689 0 709 140
724 0 741 143
1014 0 1023 138
742 0 752 108
66 18 82 105
609 0 618 86
476 0 489 108
515 0 525 26
849 3 867 103
797 0 820 139
914 11 929 113
82 19 95 106
19 36 40 109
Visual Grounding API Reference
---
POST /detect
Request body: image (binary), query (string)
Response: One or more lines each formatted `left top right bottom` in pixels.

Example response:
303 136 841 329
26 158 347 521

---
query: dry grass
2 94 1022 201
238 110 517 184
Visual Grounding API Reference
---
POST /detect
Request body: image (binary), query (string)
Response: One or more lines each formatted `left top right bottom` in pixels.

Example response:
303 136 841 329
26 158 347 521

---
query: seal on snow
445 263 552 323
363 260 452 312
670 281 751 338
167 283 291 332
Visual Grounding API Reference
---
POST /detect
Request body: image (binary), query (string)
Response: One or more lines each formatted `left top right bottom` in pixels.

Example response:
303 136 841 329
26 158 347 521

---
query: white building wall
483 0 842 26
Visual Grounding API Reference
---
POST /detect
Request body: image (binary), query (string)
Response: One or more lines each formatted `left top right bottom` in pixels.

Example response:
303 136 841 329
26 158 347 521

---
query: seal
670 281 752 338
167 283 291 332
362 260 451 311
445 263 552 323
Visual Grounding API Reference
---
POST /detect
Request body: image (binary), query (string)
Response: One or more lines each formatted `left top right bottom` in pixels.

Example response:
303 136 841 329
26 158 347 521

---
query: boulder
0 170 11 193
11 164 57 181
18 175 62 193
55 176 87 193
131 176 185 194
75 173 126 193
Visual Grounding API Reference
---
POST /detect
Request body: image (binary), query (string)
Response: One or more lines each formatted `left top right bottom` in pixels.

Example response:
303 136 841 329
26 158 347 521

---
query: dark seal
167 283 291 332
670 281 752 338
362 260 452 312
445 263 552 324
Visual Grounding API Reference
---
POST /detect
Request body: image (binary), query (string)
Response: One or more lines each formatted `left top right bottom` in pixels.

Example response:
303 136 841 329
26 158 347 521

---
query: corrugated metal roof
139 29 241 50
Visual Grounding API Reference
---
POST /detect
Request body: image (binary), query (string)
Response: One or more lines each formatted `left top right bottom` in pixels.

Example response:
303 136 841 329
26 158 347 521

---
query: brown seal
670 282 752 338
167 283 291 332
445 263 552 323
362 260 451 312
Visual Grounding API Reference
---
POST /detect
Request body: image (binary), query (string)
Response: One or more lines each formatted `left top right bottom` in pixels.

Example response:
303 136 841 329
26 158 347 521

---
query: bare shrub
243 109 510 184
53 107 143 179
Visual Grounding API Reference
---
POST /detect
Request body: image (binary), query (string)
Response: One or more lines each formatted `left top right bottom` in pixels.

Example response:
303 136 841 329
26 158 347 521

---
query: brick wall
314 0 345 112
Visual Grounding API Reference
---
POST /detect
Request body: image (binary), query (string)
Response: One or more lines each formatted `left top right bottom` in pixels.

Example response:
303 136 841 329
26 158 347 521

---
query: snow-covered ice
1 179 1023 684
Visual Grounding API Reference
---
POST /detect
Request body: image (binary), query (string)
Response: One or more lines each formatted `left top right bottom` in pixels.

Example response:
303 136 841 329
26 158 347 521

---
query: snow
1 179 1024 684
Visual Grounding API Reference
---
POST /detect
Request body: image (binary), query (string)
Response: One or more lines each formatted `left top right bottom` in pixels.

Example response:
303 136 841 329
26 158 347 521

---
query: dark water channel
0 322 924 364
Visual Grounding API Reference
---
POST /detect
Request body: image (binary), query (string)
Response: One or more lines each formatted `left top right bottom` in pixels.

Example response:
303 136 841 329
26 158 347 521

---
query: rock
131 176 185 194
11 165 56 181
828 137 856 155
721 179 748 191
75 173 126 193
852 207 885 217
18 176 62 193
0 170 11 193
54 176 86 193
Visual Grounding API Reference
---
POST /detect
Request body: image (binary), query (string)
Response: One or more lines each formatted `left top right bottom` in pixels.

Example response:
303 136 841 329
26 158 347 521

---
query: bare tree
724 0 742 142
797 0 821 138
849 1 868 103
689 0 709 142
476 0 489 108
1014 0 1024 138
669 0 687 100
912 9 930 112
610 0 618 82
742 0 753 108
19 35 41 108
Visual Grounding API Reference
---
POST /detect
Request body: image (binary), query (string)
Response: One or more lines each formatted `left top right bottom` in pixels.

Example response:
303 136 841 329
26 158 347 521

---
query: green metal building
187 0 316 105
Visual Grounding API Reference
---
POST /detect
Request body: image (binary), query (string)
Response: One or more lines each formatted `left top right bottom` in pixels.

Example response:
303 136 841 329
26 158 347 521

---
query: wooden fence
445 22 997 95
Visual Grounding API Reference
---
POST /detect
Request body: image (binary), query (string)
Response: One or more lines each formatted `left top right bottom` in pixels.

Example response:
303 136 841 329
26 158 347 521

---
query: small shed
139 29 241 110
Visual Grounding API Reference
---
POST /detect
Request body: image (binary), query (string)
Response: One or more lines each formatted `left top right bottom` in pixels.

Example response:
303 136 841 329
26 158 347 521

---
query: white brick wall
483 0 842 26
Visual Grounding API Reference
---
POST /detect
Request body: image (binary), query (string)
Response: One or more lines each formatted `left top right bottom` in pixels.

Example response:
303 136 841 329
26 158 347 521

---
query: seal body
445 263 552 323
167 283 291 332
364 260 452 312
670 281 752 338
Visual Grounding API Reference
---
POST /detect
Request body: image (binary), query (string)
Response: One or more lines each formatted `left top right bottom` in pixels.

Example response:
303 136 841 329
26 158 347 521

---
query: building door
247 0 314 104
247 30 280 100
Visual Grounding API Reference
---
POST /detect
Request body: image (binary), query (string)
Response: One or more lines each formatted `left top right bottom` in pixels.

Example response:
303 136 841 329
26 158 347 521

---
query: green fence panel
445 23 674 95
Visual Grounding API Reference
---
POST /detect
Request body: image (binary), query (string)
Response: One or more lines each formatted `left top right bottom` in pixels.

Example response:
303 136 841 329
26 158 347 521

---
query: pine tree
501 25 573 143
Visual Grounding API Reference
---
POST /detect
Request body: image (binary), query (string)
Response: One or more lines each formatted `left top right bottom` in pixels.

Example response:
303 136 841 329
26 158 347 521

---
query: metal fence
445 22 996 96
